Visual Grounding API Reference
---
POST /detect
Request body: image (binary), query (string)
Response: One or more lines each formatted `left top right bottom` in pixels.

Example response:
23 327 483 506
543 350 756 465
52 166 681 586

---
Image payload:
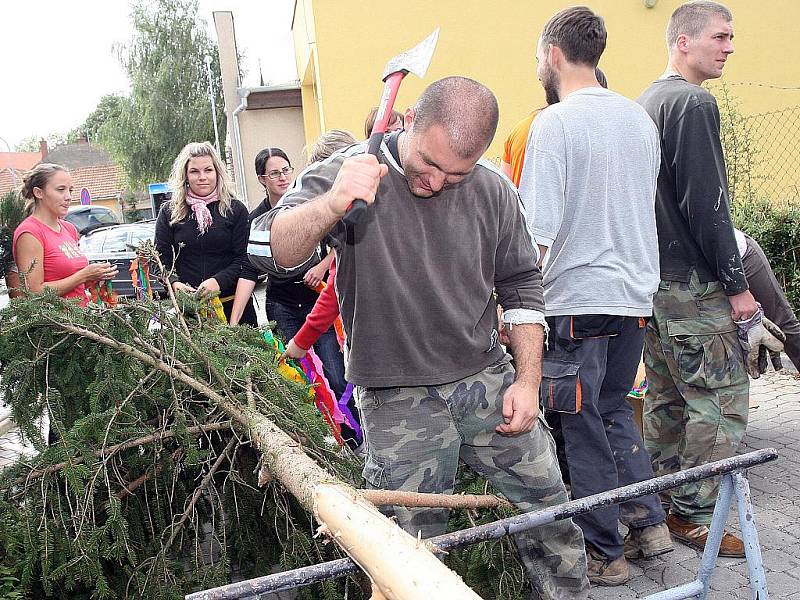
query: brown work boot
624 522 674 559
586 547 630 586
666 513 745 557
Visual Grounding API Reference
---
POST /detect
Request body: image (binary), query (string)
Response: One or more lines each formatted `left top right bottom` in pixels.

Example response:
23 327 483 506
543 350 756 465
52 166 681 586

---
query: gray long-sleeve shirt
249 134 545 387
637 76 748 295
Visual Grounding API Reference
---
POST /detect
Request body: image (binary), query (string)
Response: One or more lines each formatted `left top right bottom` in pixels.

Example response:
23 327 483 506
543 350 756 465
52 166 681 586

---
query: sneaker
624 522 674 559
586 548 630 586
666 513 745 558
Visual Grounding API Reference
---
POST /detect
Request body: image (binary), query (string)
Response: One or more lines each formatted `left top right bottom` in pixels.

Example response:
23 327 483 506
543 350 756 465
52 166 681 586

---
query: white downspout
232 89 251 203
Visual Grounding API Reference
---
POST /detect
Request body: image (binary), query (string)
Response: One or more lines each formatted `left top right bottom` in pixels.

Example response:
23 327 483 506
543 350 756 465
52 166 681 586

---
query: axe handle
344 71 406 226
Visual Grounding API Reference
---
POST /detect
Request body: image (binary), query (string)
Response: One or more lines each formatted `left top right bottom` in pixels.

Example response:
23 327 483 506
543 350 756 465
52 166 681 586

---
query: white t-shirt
519 87 661 316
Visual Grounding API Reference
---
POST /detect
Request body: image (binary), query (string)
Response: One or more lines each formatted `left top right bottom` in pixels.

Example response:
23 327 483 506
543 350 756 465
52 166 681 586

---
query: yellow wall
295 0 800 163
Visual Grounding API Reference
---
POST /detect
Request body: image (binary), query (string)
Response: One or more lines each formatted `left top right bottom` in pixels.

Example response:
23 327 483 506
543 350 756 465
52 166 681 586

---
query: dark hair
364 107 404 138
541 6 607 67
595 67 608 89
667 1 732 48
254 147 291 177
412 76 499 159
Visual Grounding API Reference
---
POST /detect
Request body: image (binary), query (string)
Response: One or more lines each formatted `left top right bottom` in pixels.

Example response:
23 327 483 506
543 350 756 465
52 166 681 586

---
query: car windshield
80 224 154 255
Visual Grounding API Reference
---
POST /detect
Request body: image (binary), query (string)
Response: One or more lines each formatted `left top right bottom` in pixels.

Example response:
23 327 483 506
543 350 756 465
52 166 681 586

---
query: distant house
40 140 128 218
0 140 46 196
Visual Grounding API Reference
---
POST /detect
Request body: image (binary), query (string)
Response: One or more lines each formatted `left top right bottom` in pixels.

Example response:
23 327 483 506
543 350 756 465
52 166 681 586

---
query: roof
0 169 23 197
40 142 115 169
69 165 126 200
0 152 42 171
0 164 126 200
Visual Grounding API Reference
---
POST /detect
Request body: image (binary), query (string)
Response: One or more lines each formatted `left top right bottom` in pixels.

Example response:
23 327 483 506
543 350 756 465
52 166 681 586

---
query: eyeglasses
263 166 294 180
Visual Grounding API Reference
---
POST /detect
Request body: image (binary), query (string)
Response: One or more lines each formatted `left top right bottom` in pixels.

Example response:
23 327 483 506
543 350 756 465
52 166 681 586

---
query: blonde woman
13 163 117 305
155 142 256 325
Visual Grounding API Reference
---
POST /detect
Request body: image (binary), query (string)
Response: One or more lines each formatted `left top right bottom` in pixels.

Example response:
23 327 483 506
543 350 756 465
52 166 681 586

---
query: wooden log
314 484 481 600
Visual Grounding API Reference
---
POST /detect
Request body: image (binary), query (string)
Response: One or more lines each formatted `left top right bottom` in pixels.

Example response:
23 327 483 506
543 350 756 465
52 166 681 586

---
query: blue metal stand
644 471 768 600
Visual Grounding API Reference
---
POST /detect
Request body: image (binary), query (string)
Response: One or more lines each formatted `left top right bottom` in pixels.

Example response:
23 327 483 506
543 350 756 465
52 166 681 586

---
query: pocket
667 316 741 389
570 315 624 339
362 454 388 489
540 358 582 414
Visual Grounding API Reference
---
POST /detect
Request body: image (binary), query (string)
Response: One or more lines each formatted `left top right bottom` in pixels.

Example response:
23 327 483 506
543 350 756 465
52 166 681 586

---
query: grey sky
0 0 296 150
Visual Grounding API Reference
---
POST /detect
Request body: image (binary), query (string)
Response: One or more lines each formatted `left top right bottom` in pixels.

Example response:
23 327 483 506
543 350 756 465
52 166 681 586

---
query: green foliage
0 292 359 598
713 81 800 312
730 197 800 311
0 289 532 598
0 191 26 277
102 0 226 187
69 95 127 145
14 133 68 154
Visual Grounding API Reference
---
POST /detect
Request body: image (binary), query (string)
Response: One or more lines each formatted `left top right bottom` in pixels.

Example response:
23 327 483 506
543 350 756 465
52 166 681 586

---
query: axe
344 28 440 225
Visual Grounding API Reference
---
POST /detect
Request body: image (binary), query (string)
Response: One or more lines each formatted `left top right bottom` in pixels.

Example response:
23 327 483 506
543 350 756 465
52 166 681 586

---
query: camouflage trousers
356 354 589 600
643 273 750 524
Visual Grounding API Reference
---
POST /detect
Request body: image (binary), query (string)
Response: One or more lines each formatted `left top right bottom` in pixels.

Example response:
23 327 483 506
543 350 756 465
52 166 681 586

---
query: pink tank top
13 216 89 304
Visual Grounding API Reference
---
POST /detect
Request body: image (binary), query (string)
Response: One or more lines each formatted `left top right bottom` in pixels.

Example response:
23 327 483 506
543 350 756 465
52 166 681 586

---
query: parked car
65 205 121 236
79 221 164 298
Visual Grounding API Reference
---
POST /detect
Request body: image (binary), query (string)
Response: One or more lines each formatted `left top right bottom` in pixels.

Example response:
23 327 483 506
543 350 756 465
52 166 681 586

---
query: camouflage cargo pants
643 273 749 524
356 353 589 600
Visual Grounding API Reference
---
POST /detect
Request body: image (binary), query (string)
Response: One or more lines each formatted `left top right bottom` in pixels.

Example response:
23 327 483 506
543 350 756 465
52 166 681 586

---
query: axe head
381 28 440 81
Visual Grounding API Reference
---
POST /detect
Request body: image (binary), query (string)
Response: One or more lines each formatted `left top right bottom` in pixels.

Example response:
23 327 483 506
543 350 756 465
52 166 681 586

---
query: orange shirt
502 108 544 187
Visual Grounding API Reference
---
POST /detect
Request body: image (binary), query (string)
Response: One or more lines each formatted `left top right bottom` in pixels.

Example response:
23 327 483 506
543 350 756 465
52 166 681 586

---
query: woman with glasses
231 146 348 438
155 141 257 326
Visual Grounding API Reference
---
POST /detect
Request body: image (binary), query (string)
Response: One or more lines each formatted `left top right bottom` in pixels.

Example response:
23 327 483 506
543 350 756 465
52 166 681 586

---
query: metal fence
732 104 800 203
188 448 778 600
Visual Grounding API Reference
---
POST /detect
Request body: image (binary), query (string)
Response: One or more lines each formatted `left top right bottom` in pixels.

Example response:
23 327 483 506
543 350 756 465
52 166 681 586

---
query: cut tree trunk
53 321 480 599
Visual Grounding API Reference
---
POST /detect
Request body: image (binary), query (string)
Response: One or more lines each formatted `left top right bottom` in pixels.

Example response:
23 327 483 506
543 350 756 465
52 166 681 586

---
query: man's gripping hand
496 380 540 435
327 155 388 218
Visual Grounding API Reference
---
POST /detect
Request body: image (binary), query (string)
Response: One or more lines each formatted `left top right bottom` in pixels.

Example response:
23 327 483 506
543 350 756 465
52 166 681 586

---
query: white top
519 87 661 316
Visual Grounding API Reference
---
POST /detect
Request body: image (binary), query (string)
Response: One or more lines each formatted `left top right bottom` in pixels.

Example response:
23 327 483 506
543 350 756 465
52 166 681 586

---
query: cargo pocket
666 316 740 389
540 358 582 414
362 454 388 490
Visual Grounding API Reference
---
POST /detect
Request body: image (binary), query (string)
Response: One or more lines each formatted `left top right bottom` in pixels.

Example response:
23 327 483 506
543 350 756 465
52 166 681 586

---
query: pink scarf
186 189 218 234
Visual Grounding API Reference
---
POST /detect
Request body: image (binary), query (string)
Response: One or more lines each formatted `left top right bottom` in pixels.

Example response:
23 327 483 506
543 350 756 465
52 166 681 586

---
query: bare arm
303 251 334 289
15 233 116 297
229 278 257 326
270 155 388 268
496 322 544 435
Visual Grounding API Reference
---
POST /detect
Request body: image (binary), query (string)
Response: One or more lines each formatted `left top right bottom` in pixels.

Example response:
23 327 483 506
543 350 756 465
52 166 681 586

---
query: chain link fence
744 105 800 203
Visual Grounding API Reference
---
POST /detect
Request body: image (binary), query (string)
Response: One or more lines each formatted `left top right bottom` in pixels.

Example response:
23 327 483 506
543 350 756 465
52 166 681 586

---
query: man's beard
541 65 561 106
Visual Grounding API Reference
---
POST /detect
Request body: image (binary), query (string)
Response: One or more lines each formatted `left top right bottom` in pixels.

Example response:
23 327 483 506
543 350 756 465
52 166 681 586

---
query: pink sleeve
293 259 341 350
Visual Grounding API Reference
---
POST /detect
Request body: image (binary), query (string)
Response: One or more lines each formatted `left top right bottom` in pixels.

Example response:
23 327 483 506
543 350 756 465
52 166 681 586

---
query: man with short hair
637 1 756 557
519 6 671 586
249 76 589 599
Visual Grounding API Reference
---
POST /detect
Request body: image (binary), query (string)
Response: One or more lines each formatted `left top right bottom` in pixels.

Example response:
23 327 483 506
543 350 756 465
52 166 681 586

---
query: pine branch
162 436 237 552
17 421 231 485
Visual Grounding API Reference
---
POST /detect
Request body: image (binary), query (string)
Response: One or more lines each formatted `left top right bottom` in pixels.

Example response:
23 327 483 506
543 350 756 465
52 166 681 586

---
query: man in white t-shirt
518 6 671 586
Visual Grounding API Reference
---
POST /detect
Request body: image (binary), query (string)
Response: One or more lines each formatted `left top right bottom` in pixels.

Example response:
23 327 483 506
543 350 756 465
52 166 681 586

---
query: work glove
735 305 786 378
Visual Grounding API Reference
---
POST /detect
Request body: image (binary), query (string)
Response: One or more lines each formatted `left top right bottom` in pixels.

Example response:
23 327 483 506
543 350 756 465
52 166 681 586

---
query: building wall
238 106 307 209
295 0 800 166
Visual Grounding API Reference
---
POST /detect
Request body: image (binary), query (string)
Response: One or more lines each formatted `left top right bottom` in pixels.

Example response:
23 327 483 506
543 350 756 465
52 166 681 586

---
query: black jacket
155 199 250 298
638 76 748 295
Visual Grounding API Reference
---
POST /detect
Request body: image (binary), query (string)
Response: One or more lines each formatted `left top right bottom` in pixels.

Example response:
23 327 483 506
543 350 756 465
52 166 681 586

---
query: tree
14 133 68 153
102 0 226 187
68 94 126 144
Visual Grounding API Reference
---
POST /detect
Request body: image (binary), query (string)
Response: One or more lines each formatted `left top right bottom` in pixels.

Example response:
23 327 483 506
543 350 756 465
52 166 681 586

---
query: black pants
543 315 665 560
742 234 800 370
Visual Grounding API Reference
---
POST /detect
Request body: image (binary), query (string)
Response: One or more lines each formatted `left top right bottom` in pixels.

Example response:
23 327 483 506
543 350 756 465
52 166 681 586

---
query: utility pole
204 55 221 156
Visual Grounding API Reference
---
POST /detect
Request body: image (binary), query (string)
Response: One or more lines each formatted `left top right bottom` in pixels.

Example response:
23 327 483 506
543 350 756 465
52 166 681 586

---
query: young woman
230 147 333 326
13 163 117 305
155 142 256 326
